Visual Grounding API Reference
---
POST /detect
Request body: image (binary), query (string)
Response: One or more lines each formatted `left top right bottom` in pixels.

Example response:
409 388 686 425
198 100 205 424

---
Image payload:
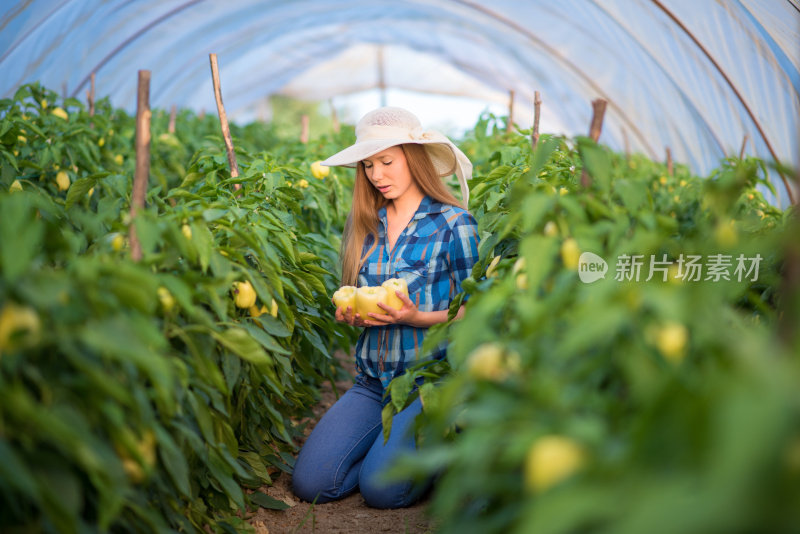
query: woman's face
362 146 421 202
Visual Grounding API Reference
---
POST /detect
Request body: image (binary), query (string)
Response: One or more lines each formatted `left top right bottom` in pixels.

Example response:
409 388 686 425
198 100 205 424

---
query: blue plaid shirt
355 195 480 389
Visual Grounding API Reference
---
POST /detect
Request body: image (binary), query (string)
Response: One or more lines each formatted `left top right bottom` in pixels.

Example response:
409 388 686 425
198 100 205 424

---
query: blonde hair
340 143 465 286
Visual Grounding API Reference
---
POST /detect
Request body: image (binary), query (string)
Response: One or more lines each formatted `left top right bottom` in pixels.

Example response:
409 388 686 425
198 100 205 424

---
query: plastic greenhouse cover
1 0 798 205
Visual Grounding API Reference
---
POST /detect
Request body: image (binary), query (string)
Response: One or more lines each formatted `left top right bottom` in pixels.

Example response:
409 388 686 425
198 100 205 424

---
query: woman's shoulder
432 202 476 228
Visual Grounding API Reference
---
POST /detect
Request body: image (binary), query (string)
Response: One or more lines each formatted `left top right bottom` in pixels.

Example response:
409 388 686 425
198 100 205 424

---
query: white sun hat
321 107 472 204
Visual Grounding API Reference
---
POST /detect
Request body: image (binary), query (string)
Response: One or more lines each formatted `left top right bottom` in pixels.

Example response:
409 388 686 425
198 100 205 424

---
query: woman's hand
362 291 419 327
334 292 456 329
334 303 371 327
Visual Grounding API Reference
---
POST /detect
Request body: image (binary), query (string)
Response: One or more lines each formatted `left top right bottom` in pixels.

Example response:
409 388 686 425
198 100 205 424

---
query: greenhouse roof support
1 0 798 204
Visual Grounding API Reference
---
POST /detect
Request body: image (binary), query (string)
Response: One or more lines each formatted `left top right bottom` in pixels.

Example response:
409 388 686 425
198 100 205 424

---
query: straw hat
321 107 472 204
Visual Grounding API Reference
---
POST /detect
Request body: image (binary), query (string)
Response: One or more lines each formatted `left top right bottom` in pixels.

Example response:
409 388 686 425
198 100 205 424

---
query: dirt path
247 352 435 534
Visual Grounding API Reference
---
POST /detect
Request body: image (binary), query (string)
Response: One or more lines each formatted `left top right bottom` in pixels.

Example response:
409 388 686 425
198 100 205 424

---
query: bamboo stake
666 147 673 176
129 70 151 263
531 90 541 150
581 98 608 188
168 104 177 134
300 114 309 144
209 54 240 185
507 89 515 132
739 135 749 160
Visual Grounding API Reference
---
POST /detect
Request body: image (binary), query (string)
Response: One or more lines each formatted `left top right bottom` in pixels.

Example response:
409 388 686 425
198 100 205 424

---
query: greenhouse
1 1 798 533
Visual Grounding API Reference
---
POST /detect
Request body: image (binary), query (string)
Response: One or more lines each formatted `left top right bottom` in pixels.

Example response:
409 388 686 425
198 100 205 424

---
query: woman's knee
291 453 351 504
291 458 328 503
359 466 428 509
360 477 413 509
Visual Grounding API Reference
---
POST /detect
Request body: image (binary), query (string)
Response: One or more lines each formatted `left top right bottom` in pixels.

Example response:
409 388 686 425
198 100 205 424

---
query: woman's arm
396 304 465 328
358 291 464 328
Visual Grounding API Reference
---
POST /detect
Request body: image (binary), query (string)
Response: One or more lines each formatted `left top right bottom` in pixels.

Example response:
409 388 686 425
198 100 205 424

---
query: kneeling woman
291 107 479 509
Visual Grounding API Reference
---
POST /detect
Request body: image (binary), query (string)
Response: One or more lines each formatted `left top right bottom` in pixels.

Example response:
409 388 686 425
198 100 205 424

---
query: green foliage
384 113 800 533
3 86 798 534
0 83 356 532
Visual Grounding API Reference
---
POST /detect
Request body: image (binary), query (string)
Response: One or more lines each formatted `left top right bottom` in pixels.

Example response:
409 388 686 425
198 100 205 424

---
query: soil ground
247 352 435 534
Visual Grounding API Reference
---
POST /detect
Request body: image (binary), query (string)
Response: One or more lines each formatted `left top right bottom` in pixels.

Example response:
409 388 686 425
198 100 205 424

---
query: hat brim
322 135 473 205
321 139 457 178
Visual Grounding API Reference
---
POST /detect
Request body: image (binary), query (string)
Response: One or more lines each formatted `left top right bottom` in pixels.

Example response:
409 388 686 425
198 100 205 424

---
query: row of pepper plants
0 83 357 532
3 82 798 534
383 114 800 533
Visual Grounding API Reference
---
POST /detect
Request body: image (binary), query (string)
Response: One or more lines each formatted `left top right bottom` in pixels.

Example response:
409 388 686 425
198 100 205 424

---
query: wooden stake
666 147 674 176
209 53 240 183
581 98 608 188
507 89 515 132
531 90 541 150
86 72 96 117
168 105 177 134
588 98 607 142
300 114 309 144
129 70 151 263
739 135 749 160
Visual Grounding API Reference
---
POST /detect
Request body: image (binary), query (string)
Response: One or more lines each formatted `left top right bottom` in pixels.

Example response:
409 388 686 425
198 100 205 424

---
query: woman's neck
387 188 425 221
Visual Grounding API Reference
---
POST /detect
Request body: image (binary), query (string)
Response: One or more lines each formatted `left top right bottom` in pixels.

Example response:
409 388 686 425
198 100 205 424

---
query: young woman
291 107 479 509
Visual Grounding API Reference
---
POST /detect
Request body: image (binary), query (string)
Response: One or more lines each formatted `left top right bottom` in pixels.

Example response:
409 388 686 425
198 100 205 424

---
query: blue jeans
292 374 429 509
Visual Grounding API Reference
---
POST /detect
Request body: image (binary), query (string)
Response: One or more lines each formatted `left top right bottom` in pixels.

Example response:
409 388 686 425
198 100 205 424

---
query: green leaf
577 136 612 190
614 178 648 213
241 323 291 355
301 324 329 356
202 208 228 222
240 451 272 484
188 391 216 443
529 135 561 177
192 222 214 272
178 172 204 189
250 492 290 510
133 215 161 257
0 194 43 283
206 448 245 509
154 426 191 498
212 327 273 367
254 315 292 337
65 173 108 209
0 118 11 138
419 382 440 414
389 372 414 414
381 403 395 444
100 262 158 314
0 439 40 500
78 315 173 409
